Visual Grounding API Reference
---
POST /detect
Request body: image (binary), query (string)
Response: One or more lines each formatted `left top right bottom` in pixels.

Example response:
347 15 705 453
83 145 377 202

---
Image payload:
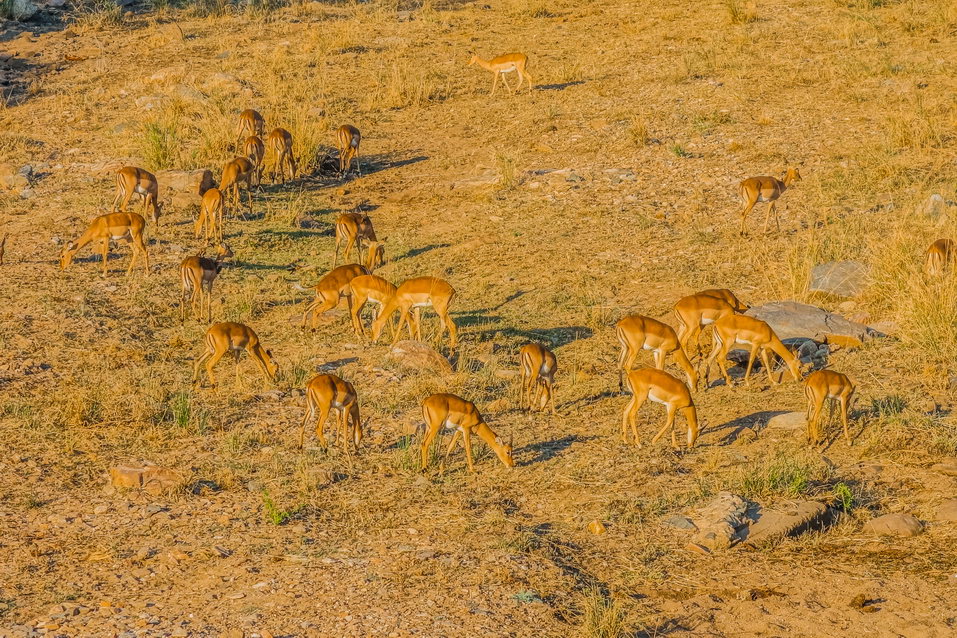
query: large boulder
862 513 923 537
809 261 869 298
742 500 831 546
388 340 453 374
688 492 754 551
157 169 215 196
746 301 883 346
9 0 39 20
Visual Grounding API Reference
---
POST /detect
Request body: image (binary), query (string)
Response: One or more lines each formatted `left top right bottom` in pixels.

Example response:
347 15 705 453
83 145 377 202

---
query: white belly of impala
648 392 669 405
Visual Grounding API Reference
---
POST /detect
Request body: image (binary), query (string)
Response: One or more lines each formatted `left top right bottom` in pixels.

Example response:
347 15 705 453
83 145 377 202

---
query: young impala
420 393 514 472
236 109 265 142
804 369 855 446
336 124 361 177
179 242 233 322
621 368 699 449
738 168 801 235
370 277 457 351
192 322 277 388
244 135 266 187
194 187 224 242
468 52 533 95
60 212 150 276
519 343 557 414
333 213 377 268
220 157 255 215
673 291 744 359
925 238 955 276
299 264 370 330
300 374 363 452
348 273 397 338
616 315 697 391
703 315 803 388
267 127 297 184
112 166 162 230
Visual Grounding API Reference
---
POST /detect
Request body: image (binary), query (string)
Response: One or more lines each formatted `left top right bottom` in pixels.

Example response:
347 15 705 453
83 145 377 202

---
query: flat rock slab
934 500 957 522
689 492 754 550
809 261 870 298
863 513 923 537
747 301 883 345
156 169 215 196
765 411 807 431
742 500 830 546
110 464 181 494
389 340 453 374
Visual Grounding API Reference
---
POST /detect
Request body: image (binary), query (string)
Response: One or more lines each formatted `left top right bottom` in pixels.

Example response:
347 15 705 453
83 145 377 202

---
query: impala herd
46 52 953 472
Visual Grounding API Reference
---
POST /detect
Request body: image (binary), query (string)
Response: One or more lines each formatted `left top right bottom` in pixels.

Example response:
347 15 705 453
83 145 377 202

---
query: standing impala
616 315 697 391
673 291 745 359
244 135 266 187
519 343 557 414
468 52 533 95
336 124 361 177
192 322 277 388
267 127 297 184
236 109 265 142
194 187 224 242
112 166 162 230
60 212 150 276
370 277 457 351
333 213 378 268
299 264 370 330
349 273 397 338
925 238 955 276
621 368 699 449
179 242 233 323
299 373 363 452
420 393 514 472
738 168 801 235
220 157 255 216
804 369 855 446
703 314 803 388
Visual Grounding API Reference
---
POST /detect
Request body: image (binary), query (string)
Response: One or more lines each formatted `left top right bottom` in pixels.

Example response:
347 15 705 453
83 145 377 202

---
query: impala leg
192 349 213 386
412 307 423 342
299 400 313 449
248 347 273 383
309 294 339 331
100 238 110 276
840 394 852 445
462 427 476 472
740 199 756 236
490 73 498 96
759 347 776 386
651 405 677 446
743 347 759 387
391 310 410 346
545 378 555 414
315 403 330 451
763 202 775 234
350 298 366 338
441 429 461 470
191 284 202 321
715 341 733 387
204 348 227 389
420 422 439 470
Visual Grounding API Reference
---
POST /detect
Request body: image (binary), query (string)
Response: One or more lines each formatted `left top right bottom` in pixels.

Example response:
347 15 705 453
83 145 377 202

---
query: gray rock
170 83 207 102
809 261 869 298
922 193 956 219
746 301 883 345
662 515 697 531
765 411 806 431
388 340 453 374
135 95 167 110
863 513 923 537
689 492 755 550
743 500 830 546
156 169 215 196
9 0 38 19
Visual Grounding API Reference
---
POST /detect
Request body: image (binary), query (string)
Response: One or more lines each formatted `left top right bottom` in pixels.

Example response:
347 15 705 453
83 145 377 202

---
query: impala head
59 241 78 270
370 314 387 343
264 349 279 380
216 242 234 260
467 54 478 66
367 240 386 271
784 167 802 185
493 433 515 468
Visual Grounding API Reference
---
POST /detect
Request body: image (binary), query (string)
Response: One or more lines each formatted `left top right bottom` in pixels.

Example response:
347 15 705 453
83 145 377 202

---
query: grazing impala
336 125 361 177
267 127 297 184
616 315 697 391
349 273 397 338
112 166 162 229
621 368 699 449
738 168 801 235
420 393 514 472
220 157 255 215
244 135 266 187
703 314 803 388
519 343 557 414
363 240 386 272
236 109 265 142
179 242 233 322
333 213 377 268
300 374 363 451
60 212 150 276
192 322 277 388
804 369 855 446
468 52 533 95
195 187 224 241
697 288 749 312
370 277 457 351
299 264 370 330
673 292 744 359
925 239 955 276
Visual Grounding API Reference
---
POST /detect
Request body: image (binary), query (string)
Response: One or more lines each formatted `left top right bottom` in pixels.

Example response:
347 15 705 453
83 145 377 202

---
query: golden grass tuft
579 588 628 638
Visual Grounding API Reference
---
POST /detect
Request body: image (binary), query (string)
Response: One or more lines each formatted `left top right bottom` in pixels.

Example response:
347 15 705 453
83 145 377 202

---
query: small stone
863 513 923 537
662 516 697 531
684 542 711 555
587 520 606 535
93 504 109 515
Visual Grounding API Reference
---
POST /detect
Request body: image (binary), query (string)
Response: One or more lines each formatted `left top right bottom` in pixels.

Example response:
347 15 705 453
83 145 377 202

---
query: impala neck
473 56 494 71
684 405 700 446
769 337 802 380
473 422 509 465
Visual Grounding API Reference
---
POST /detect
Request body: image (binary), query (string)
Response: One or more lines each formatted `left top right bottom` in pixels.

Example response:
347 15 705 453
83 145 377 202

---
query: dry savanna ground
3 0 957 635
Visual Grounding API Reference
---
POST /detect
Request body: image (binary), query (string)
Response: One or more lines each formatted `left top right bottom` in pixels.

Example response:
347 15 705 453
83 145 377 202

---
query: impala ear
266 349 273 357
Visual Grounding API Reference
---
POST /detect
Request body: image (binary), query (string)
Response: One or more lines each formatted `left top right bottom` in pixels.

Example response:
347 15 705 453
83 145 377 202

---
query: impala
519 343 557 414
420 393 514 472
179 242 233 322
336 124 361 177
192 322 277 388
468 52 533 95
621 368 699 449
925 238 955 276
236 109 265 142
112 166 162 229
370 277 457 351
703 314 803 388
194 187 224 241
804 369 855 446
363 240 386 272
738 168 801 235
348 273 397 338
299 264 370 330
220 157 255 215
673 292 743 359
616 314 697 391
299 373 363 452
244 135 266 187
60 212 150 276
267 127 297 184
333 213 377 268
697 288 749 312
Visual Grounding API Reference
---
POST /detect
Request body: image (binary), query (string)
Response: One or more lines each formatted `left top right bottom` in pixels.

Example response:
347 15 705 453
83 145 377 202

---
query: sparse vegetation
579 588 628 638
